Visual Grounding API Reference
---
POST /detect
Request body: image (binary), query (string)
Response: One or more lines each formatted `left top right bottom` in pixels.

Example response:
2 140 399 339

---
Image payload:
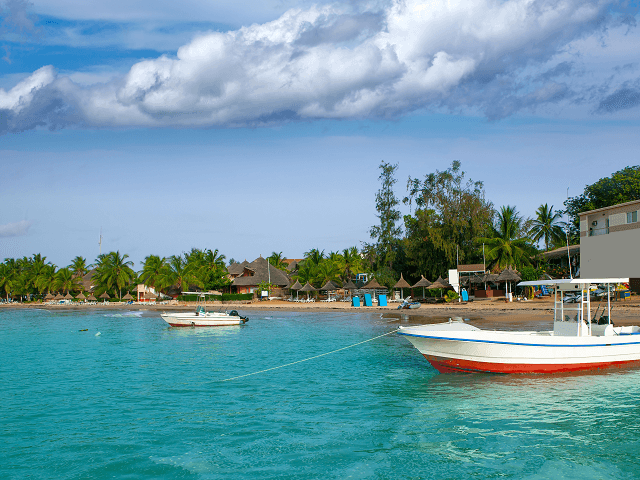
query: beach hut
362 278 385 303
290 280 303 301
122 293 133 301
320 280 339 301
394 273 411 300
342 279 357 300
299 282 316 301
428 276 449 298
87 294 97 302
76 292 86 302
411 276 432 299
54 293 64 301
44 293 54 302
497 266 521 300
99 292 110 303
64 293 74 301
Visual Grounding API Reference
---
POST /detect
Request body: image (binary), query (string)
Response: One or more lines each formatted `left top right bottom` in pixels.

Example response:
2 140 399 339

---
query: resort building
230 256 290 295
579 199 640 292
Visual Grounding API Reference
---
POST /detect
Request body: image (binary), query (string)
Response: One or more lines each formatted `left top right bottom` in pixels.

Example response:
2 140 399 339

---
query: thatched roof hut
320 280 339 291
44 293 54 300
362 278 384 290
300 282 316 292
343 279 357 291
497 266 521 282
394 273 411 289
99 292 110 300
87 294 97 301
232 256 290 290
64 293 74 300
122 293 133 300
290 280 303 290
76 292 86 300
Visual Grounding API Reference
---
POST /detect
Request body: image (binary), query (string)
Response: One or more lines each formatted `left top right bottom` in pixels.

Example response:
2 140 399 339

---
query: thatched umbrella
394 273 411 300
412 276 432 299
64 293 74 301
99 292 110 303
482 273 499 290
76 292 86 301
122 293 133 301
497 267 521 298
300 282 317 301
54 293 64 301
44 293 54 301
320 280 339 301
87 294 97 301
428 276 449 298
291 280 303 301
362 278 385 302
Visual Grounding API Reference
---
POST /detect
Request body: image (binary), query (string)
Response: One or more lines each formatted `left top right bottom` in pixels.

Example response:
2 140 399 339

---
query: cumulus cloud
0 220 32 237
1 0 636 132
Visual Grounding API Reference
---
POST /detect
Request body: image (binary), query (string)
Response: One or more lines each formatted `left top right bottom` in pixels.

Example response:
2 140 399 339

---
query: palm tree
95 251 136 299
296 260 318 286
160 255 202 294
304 248 325 266
35 264 58 295
267 252 288 271
0 263 15 301
55 267 81 294
529 203 565 251
69 256 88 278
140 255 167 295
314 260 342 287
199 249 230 290
340 246 362 280
477 205 537 269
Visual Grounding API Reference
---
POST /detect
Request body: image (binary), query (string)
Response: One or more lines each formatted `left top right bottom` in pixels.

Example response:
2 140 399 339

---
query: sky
1 0 639 269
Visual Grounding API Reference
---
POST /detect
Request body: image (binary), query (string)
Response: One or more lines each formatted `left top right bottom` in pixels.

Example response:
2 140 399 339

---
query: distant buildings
228 256 290 294
579 199 640 292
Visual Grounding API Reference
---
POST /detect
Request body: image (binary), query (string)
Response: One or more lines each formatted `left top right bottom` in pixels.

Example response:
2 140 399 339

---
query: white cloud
2 0 638 132
0 220 32 237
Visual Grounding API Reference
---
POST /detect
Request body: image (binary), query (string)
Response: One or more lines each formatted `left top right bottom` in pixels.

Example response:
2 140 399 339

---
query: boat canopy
518 278 629 287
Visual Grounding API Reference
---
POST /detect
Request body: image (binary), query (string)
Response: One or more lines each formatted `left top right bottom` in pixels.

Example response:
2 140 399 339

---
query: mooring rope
220 329 398 382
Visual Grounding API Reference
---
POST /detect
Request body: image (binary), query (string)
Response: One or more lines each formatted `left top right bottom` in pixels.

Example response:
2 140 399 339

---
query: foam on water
2 308 640 479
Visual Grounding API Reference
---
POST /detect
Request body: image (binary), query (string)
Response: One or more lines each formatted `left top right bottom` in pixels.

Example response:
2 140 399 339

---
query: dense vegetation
1 165 636 300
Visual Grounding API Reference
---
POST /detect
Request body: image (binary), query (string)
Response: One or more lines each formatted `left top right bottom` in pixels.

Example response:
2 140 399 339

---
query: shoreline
3 297 640 325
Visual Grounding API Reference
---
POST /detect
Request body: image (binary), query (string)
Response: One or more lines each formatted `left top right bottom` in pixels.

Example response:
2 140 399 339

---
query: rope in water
220 329 398 382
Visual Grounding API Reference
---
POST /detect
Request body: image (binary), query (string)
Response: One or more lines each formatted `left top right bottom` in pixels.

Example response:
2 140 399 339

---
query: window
627 211 638 224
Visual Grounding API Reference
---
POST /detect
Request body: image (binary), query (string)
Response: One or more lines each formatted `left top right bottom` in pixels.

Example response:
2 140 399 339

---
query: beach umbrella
44 293 54 301
394 273 411 300
497 267 521 298
482 273 499 290
320 280 339 301
291 280 303 301
64 293 74 300
122 293 133 301
428 276 449 298
362 278 385 302
54 293 64 300
87 294 97 301
412 276 432 299
299 282 316 301
99 292 110 303
76 292 86 301
343 279 357 291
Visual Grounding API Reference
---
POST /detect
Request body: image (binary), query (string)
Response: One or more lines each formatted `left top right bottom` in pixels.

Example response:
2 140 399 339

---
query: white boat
398 278 640 374
160 292 248 327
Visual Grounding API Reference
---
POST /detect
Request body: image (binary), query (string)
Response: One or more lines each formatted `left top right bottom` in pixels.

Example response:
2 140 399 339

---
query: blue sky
1 0 640 269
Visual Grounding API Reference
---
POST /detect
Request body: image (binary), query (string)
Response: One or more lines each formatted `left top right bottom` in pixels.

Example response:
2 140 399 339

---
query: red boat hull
425 354 640 374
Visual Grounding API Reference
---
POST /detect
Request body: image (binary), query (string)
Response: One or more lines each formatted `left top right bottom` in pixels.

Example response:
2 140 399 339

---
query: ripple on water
2 308 640 479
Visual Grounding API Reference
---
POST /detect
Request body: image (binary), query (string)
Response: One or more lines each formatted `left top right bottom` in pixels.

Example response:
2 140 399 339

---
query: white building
579 199 640 292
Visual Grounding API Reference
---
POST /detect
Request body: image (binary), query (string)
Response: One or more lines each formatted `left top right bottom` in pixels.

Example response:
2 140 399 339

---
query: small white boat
397 297 421 310
398 278 640 374
160 292 248 327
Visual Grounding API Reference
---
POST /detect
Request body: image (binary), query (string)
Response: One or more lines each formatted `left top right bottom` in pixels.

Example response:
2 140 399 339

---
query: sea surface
2 308 640 479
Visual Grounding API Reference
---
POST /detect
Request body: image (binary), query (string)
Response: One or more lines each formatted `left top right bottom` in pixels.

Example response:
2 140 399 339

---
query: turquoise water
2 308 640 479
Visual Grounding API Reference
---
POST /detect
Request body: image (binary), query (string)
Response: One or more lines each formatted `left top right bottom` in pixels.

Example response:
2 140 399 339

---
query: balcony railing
588 227 609 236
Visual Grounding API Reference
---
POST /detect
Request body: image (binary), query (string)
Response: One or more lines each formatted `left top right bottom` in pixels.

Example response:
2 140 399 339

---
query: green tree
477 206 537 270
340 246 362 280
35 264 58 295
403 161 494 279
199 249 231 291
267 252 288 271
303 248 325 266
94 251 136 299
160 254 202 294
529 204 565 251
140 255 167 294
69 256 88 277
564 166 640 235
0 262 15 301
369 161 402 270
314 259 342 287
55 267 81 294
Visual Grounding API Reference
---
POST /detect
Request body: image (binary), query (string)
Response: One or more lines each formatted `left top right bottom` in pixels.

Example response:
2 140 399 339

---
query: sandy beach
4 296 640 327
